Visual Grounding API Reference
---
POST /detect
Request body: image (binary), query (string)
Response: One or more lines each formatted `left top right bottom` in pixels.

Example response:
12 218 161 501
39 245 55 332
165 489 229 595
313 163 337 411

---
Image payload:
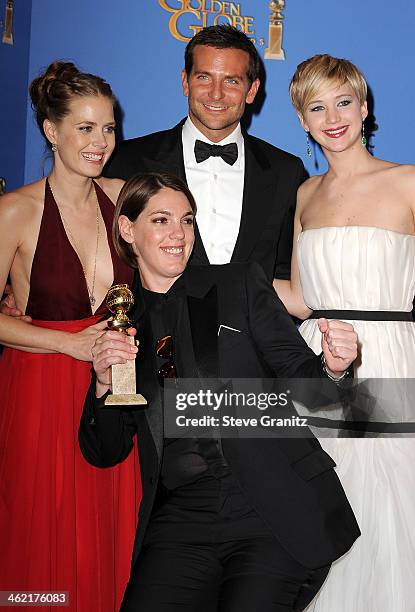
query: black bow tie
194 140 238 166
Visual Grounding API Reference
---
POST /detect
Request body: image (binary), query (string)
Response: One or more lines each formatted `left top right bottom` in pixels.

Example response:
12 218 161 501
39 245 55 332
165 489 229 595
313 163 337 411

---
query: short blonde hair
290 54 367 116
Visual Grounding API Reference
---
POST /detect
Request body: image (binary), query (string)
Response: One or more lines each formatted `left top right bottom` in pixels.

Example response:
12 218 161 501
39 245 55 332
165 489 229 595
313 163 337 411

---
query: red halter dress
0 180 141 611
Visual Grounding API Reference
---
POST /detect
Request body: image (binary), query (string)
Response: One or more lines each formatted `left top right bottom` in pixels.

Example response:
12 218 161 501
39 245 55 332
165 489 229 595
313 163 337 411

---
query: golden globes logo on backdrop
158 0 286 60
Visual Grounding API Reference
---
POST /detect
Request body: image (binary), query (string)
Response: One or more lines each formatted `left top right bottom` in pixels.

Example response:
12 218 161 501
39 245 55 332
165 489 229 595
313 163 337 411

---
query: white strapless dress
298 227 415 612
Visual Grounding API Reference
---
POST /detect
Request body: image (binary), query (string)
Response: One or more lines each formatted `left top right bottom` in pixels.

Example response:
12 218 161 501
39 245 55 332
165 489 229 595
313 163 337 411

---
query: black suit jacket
104 121 307 281
79 263 360 571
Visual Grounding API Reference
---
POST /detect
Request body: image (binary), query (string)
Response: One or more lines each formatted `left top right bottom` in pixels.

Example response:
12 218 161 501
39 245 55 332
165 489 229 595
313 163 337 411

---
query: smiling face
44 94 115 177
182 45 260 143
300 82 367 154
119 187 195 292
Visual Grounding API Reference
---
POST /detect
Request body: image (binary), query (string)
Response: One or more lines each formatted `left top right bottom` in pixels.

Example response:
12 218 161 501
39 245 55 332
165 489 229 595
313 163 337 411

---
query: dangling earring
51 143 57 152
306 132 312 158
361 121 367 147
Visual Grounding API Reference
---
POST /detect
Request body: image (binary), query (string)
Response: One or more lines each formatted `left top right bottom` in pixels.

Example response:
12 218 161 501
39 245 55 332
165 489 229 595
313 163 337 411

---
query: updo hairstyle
29 61 115 144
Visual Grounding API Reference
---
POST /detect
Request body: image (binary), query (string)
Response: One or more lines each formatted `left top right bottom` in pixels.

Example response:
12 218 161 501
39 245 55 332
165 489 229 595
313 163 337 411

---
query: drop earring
306 132 312 158
51 143 57 152
361 121 367 147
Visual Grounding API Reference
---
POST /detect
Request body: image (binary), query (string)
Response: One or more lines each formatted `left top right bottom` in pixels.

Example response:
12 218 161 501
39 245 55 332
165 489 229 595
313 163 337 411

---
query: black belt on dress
309 310 413 322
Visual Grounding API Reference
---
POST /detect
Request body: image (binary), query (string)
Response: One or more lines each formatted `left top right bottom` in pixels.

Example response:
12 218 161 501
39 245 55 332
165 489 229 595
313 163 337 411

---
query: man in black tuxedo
105 25 306 282
0 27 304 321
79 173 359 611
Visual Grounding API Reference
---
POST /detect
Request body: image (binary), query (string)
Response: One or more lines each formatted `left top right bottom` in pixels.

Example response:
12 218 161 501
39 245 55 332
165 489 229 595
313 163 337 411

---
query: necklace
50 181 100 307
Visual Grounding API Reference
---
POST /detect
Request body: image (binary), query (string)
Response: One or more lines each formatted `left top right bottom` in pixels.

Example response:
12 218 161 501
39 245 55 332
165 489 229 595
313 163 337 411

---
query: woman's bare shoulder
375 162 415 194
0 179 45 221
370 158 414 177
297 174 323 209
96 177 125 205
386 162 415 178
391 165 415 210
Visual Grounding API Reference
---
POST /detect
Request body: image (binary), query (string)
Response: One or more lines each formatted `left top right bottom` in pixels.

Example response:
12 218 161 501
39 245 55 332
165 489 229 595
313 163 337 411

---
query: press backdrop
1 0 414 191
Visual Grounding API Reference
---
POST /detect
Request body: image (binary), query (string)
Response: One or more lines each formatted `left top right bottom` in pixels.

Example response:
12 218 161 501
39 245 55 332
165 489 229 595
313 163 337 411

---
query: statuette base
264 49 285 60
105 393 147 406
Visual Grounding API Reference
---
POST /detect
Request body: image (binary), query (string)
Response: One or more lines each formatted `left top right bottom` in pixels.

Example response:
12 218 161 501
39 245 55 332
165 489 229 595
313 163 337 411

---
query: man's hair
290 54 367 116
184 25 261 84
113 173 197 269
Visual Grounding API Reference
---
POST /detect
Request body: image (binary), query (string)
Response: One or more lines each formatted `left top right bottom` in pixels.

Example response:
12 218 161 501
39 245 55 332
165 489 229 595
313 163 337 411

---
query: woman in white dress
274 54 415 612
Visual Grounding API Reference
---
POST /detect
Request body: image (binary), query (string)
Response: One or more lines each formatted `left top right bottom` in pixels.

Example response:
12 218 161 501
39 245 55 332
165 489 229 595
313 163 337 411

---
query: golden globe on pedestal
264 0 286 61
104 284 147 406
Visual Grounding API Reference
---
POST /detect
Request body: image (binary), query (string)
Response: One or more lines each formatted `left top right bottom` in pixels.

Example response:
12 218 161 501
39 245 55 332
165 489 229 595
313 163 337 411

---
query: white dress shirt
182 117 245 264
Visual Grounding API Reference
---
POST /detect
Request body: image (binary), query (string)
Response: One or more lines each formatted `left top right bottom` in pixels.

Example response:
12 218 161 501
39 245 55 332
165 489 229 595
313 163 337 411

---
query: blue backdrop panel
14 0 415 186
0 0 32 191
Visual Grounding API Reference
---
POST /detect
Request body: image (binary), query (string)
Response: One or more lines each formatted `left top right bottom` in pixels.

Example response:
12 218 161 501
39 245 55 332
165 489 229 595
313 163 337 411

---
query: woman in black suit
80 172 359 612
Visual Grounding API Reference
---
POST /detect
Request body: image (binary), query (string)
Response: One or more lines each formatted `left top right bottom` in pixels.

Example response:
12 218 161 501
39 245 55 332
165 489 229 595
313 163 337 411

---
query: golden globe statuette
2 0 14 45
265 0 286 60
104 284 147 406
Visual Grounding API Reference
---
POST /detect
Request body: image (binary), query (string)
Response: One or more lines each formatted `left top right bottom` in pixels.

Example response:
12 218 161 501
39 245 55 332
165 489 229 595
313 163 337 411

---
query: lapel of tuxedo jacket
138 315 164 462
150 119 209 266
231 133 278 263
131 276 164 462
148 120 187 181
185 268 219 379
191 222 210 267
